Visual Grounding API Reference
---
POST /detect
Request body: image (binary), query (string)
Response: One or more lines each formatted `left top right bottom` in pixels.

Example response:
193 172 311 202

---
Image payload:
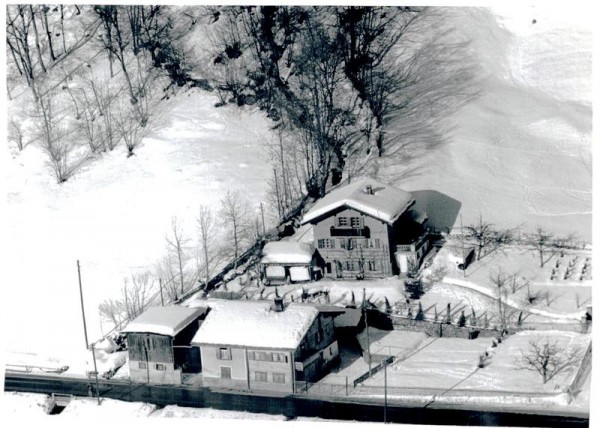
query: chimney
365 184 373 195
274 297 285 312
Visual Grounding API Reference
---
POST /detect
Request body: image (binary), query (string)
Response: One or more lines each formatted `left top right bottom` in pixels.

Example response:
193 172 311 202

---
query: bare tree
34 87 87 183
8 116 26 151
121 272 155 320
98 298 125 327
196 205 219 287
165 217 190 296
489 267 514 330
526 226 555 268
552 233 579 257
516 337 579 384
220 190 250 269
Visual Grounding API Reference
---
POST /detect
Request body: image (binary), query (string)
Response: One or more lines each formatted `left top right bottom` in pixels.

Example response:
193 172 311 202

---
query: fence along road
4 372 589 427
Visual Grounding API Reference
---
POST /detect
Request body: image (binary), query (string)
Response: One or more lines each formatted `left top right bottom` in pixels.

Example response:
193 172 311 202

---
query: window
272 353 287 363
340 238 346 249
255 371 268 382
375 238 381 249
344 260 356 271
367 260 378 271
337 217 349 227
350 217 361 228
156 363 166 371
318 239 334 249
315 331 322 343
220 366 232 379
253 351 269 361
272 373 286 384
138 362 147 369
218 347 232 360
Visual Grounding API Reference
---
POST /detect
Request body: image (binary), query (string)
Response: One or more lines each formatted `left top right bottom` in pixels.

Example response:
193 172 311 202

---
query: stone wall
390 316 500 339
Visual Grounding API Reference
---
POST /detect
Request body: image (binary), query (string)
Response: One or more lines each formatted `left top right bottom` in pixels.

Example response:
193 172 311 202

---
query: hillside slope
2 5 593 362
379 6 592 240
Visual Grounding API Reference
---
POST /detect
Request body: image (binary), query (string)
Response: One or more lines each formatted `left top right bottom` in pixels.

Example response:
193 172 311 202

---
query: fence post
346 376 348 396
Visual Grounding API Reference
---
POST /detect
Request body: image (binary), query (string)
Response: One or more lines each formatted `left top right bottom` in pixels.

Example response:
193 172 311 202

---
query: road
4 372 589 427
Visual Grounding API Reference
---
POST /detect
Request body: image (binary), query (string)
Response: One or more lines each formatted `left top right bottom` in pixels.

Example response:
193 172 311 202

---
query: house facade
192 300 339 393
301 178 429 278
121 306 208 385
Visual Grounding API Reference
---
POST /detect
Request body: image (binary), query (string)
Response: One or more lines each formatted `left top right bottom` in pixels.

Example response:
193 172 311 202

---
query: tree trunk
29 6 46 74
41 8 56 61
178 245 184 295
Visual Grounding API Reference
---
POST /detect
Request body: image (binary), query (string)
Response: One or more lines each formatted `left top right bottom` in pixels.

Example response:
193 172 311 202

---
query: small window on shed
138 362 147 369
156 363 166 371
218 347 232 360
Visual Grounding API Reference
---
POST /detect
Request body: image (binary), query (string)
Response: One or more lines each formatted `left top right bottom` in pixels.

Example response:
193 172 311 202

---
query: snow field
5 89 274 360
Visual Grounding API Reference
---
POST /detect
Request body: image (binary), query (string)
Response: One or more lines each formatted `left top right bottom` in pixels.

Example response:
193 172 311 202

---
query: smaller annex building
260 240 320 285
192 300 340 393
121 305 208 385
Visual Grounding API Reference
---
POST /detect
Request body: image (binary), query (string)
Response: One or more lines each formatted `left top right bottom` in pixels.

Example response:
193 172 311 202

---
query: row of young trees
99 189 262 327
462 216 580 268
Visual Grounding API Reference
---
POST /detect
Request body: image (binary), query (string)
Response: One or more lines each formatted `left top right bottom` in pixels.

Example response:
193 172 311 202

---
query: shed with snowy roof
301 177 430 278
260 240 322 285
191 299 340 393
121 305 208 385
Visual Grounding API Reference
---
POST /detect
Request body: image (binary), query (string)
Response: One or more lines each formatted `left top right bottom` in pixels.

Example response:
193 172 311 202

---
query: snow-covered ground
380 5 592 239
2 4 593 420
4 89 275 366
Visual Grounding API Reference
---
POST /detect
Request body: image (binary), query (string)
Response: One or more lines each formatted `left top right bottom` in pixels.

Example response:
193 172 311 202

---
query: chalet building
301 178 429 278
260 240 321 285
191 299 340 393
121 305 208 385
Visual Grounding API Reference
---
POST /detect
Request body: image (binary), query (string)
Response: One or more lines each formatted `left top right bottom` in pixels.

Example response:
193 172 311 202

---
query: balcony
396 233 429 253
330 226 370 238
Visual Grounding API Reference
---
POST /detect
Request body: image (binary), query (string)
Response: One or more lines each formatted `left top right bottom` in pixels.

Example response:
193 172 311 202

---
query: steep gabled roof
121 306 207 337
191 300 319 350
301 178 414 225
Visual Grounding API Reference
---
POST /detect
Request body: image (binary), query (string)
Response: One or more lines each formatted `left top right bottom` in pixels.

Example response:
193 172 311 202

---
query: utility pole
363 288 372 376
159 278 164 306
384 359 388 423
460 214 466 279
77 260 89 349
260 202 266 236
76 260 101 405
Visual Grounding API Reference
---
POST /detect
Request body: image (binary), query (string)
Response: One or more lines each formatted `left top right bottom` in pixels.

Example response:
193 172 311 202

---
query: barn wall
127 333 174 363
129 360 182 385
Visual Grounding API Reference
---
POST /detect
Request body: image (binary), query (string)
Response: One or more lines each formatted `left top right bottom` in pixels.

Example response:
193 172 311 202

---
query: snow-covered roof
261 240 314 265
301 178 414 225
191 300 319 349
121 306 207 337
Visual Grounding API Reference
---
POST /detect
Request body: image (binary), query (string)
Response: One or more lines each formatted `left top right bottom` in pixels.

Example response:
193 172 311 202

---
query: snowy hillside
3 4 592 367
379 5 592 239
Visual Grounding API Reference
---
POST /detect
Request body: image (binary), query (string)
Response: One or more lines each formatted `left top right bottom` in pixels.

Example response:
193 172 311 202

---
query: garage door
289 266 310 282
265 265 286 279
